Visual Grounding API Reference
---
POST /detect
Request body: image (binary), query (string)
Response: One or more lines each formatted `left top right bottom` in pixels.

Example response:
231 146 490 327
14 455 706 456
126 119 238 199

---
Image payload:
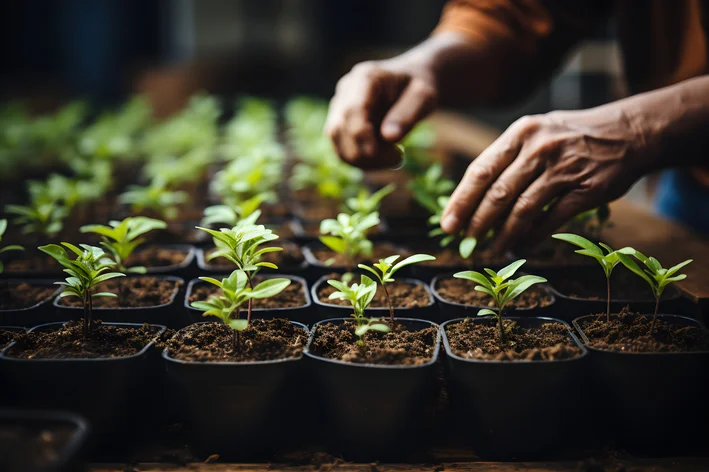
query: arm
441 74 709 251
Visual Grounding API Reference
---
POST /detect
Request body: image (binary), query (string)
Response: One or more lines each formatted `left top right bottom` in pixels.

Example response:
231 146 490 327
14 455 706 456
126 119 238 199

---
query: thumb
380 79 438 142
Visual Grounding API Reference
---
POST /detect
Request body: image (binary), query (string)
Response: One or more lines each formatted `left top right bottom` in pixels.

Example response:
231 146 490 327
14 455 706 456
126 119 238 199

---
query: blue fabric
654 169 709 235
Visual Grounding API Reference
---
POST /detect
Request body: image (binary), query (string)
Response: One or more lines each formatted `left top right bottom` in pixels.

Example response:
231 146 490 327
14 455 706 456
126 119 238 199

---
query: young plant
327 275 390 346
358 254 435 323
119 178 188 220
80 217 167 273
344 184 396 215
616 249 692 333
0 219 24 274
200 192 270 228
196 223 283 322
552 233 621 322
454 260 546 345
5 201 67 237
319 212 380 272
38 243 125 338
428 196 478 260
191 269 290 350
408 163 455 214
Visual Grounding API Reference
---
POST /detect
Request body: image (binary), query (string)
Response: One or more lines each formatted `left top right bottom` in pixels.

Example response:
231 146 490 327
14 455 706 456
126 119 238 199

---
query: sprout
358 254 435 324
5 201 67 238
191 269 290 350
119 177 188 220
0 219 24 274
617 249 692 333
80 217 167 273
428 196 479 260
319 212 380 272
39 243 125 338
407 163 455 214
454 260 546 345
201 194 269 228
552 233 621 322
327 275 390 346
344 184 396 215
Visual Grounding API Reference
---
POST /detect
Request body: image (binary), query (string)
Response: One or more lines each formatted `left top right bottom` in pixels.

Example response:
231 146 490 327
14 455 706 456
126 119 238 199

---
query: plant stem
498 309 505 346
82 296 90 339
383 283 395 325
246 273 254 323
88 290 93 333
606 277 611 323
650 296 660 334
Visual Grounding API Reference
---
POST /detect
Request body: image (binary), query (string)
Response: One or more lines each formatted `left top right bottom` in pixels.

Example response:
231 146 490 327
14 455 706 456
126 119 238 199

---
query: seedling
39 243 125 338
119 178 188 220
196 223 283 322
408 163 455 214
358 254 435 323
319 212 380 272
617 249 692 333
570 204 611 239
327 275 390 346
428 196 478 260
344 184 396 215
0 219 24 274
454 260 546 345
80 217 167 273
552 233 621 322
201 193 270 228
191 269 290 350
5 201 67 237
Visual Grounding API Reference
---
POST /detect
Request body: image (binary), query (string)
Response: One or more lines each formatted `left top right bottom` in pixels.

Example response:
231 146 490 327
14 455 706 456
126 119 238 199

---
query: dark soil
445 318 581 361
0 283 57 310
514 238 595 268
317 275 430 308
205 241 303 270
58 277 182 308
311 242 402 268
189 277 307 309
435 277 553 309
309 320 438 365
549 270 676 301
295 202 340 222
579 312 709 353
6 320 161 359
166 319 307 362
4 255 61 274
419 247 508 268
125 247 189 269
0 329 22 349
0 423 75 471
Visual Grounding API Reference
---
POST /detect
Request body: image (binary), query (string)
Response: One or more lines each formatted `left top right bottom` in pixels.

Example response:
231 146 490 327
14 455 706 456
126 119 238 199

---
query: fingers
381 79 438 142
525 189 601 246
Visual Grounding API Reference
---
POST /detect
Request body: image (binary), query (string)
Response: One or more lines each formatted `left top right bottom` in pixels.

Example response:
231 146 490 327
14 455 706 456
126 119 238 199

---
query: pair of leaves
616 248 691 299
358 253 435 284
198 223 283 274
552 233 620 278
201 194 268 228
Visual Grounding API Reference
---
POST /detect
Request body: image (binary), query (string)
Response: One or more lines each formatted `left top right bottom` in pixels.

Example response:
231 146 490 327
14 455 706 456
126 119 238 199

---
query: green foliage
319 212 380 270
344 184 396 215
198 224 282 273
5 201 67 237
570 204 611 238
80 217 167 273
454 260 546 344
222 97 278 156
142 146 213 186
0 219 24 274
201 196 267 229
119 178 188 220
327 275 390 346
428 196 478 260
289 139 363 200
408 164 455 214
39 243 125 337
211 145 282 203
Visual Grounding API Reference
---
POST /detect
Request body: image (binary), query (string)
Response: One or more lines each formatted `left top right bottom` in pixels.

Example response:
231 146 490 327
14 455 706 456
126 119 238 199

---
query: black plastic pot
184 274 316 326
311 274 438 322
53 275 185 328
140 244 197 279
0 409 89 472
0 326 27 404
0 280 63 326
304 318 441 461
573 313 709 454
0 252 64 279
441 317 589 459
431 273 557 322
195 245 309 277
0 322 166 459
163 320 311 460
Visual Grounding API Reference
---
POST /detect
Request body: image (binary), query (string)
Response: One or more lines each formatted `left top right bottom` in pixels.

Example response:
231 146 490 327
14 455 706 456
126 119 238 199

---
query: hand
324 58 438 170
441 105 652 252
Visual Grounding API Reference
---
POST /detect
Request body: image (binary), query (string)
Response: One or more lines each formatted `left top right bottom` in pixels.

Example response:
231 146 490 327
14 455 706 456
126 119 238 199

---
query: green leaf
497 259 526 281
367 323 390 333
93 272 125 285
459 237 477 259
552 233 603 257
227 319 249 331
0 245 24 253
666 259 692 277
250 278 291 299
617 252 655 289
503 275 547 304
391 253 435 275
354 324 370 337
93 292 117 298
454 270 493 290
319 236 347 254
255 262 278 270
477 308 497 317
199 277 223 288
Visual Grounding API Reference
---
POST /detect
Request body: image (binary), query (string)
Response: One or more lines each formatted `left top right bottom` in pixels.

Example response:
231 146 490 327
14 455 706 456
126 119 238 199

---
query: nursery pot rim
301 241 406 270
0 279 64 313
304 317 441 370
573 313 709 357
0 321 167 362
184 273 312 313
441 316 588 364
431 273 556 312
52 274 184 311
162 319 309 366
195 246 308 272
311 274 435 311
140 243 197 273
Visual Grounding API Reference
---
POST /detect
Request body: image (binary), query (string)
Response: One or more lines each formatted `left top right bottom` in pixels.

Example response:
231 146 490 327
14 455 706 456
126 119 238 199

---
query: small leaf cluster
552 233 619 279
358 254 435 285
617 250 692 302
119 177 188 220
201 200 264 229
428 196 478 259
319 212 380 265
408 164 454 214
198 223 282 274
327 275 390 345
0 219 24 274
344 184 396 215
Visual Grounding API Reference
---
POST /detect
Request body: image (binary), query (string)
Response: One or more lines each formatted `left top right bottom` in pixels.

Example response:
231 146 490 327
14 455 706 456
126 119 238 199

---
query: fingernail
441 214 459 233
381 122 401 140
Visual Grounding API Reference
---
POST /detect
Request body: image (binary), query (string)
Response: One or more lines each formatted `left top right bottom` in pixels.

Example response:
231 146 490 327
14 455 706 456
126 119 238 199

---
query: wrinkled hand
325 59 438 169
441 106 651 252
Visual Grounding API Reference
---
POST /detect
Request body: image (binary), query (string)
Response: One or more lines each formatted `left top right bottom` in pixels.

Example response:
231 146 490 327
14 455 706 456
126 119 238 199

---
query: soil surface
317 275 430 308
0 423 75 471
58 277 182 308
4 255 61 274
418 247 508 268
189 277 307 309
125 247 190 269
166 319 307 362
311 242 402 268
295 202 340 222
309 320 438 365
549 270 676 301
0 329 23 349
435 277 553 309
579 312 709 353
514 238 596 268
205 241 304 270
6 320 160 359
0 283 57 310
446 318 581 361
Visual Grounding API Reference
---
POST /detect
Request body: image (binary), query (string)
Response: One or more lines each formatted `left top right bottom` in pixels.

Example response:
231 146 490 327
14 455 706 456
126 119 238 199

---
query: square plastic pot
573 313 709 454
163 320 311 460
0 322 166 459
184 274 316 326
431 273 557 322
304 318 441 461
53 275 185 328
0 409 89 472
311 274 438 322
441 317 589 459
0 280 63 326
